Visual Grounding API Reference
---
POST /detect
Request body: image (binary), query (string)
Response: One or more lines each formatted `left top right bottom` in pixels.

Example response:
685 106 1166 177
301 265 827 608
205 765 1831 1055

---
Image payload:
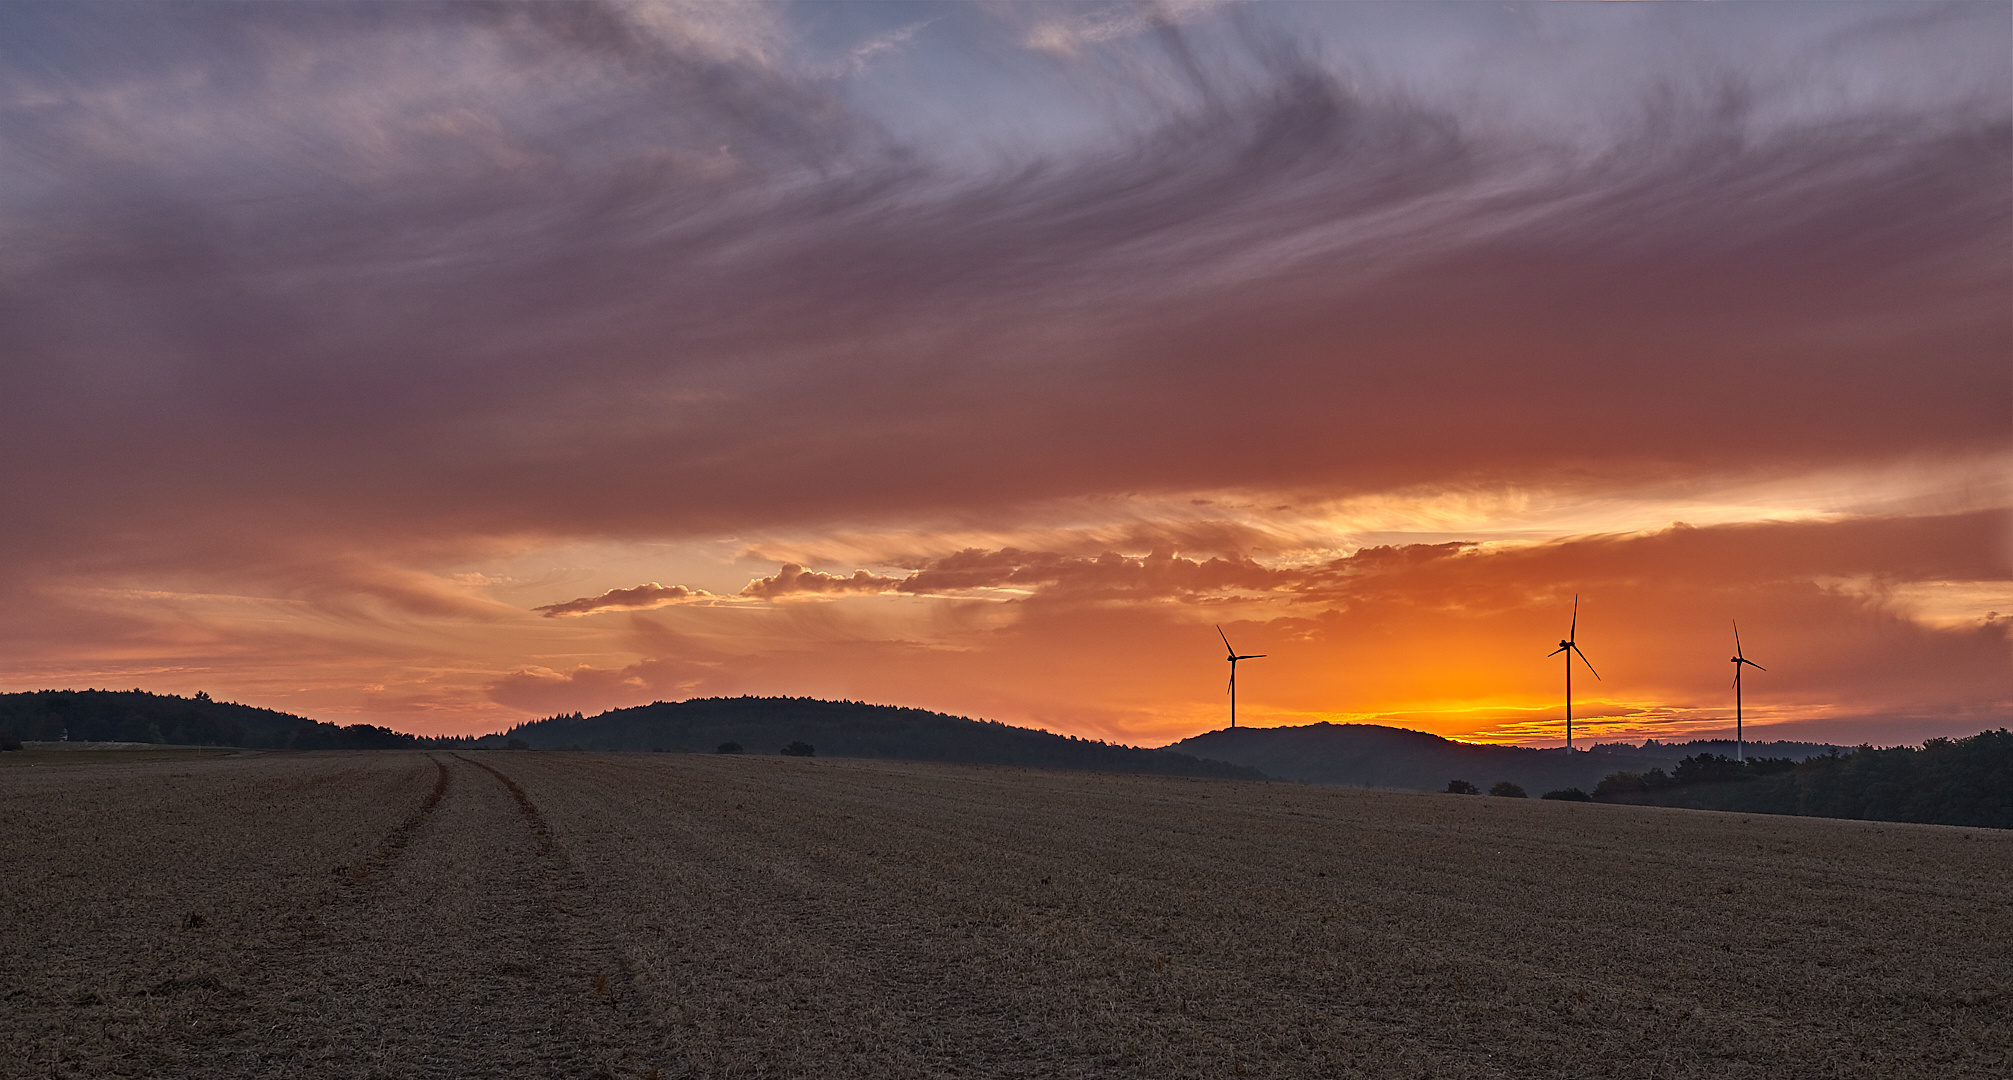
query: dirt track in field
4 752 2009 1078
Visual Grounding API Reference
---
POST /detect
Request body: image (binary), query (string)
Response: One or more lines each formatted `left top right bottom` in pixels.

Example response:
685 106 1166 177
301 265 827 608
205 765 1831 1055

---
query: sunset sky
1 1 2006 747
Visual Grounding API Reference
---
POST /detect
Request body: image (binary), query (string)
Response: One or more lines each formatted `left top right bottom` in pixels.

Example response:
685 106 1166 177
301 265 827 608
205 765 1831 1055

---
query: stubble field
3 751 2008 1078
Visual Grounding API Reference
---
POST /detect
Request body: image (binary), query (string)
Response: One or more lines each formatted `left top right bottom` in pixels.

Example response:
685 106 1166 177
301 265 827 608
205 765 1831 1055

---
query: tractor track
336 754 451 890
26 752 678 1079
450 753 668 1071
453 752 554 856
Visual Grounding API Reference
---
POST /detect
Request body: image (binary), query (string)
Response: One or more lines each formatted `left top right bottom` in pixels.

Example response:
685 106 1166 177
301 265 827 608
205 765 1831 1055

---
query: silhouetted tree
1445 779 1479 794
780 741 815 757
1674 753 1746 785
1791 731 2012 828
505 738 530 750
1587 730 2011 830
716 741 744 754
1542 788 1592 801
1489 781 1527 798
1593 772 1642 799
1592 767 1679 800
0 729 20 751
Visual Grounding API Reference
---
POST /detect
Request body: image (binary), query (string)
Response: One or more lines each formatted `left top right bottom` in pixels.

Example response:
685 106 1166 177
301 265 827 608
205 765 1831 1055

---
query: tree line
1586 729 2012 829
0 689 436 750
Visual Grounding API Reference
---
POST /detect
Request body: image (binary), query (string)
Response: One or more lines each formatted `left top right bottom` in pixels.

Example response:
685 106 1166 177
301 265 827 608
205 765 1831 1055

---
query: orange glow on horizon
16 507 1995 750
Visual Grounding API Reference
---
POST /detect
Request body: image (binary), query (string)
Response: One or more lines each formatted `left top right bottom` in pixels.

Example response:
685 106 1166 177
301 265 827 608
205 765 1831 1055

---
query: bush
1489 781 1527 798
1445 779 1479 794
780 741 815 757
0 729 21 752
505 738 530 750
1542 788 1593 802
716 741 744 754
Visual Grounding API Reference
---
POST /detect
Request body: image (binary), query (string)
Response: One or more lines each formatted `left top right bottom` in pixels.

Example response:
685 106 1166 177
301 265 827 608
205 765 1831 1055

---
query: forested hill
0 689 420 749
1592 729 2013 829
481 697 1263 779
1166 722 1677 795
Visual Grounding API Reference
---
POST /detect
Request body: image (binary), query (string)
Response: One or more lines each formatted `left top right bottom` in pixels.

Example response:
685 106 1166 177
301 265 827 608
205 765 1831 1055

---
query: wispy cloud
1021 1 1228 57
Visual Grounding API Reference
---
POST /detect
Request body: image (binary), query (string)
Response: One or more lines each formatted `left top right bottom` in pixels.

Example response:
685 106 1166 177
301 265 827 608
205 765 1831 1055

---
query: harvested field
3 744 243 768
4 752 2008 1078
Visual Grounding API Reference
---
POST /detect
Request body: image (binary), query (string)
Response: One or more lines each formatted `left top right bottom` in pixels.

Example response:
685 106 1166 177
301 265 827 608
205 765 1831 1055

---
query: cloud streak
534 582 712 617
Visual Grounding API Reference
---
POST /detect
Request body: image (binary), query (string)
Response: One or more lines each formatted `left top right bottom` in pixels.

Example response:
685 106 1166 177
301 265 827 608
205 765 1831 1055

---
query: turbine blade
1571 595 1579 639
1573 644 1601 680
1217 624 1236 660
1746 660 1765 671
1733 620 1743 658
1548 645 1568 657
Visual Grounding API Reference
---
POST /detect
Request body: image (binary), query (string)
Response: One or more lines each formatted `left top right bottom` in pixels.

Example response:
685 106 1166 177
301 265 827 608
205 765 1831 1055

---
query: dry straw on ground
3 751 2007 1078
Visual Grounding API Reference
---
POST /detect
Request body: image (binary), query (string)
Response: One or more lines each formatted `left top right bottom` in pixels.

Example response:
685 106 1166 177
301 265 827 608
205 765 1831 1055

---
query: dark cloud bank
2 3 2004 545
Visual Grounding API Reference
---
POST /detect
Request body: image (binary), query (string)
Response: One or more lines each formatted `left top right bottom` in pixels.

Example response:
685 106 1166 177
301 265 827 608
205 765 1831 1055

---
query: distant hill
0 689 421 750
482 697 1263 779
1165 723 1685 795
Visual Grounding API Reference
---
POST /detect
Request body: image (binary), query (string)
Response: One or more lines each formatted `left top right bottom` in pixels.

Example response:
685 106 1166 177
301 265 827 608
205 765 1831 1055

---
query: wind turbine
1730 622 1765 762
1547 596 1600 751
1217 625 1266 730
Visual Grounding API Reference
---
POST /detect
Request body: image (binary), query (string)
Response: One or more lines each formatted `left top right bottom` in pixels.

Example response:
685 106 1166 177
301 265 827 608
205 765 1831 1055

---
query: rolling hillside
482 697 1262 779
1167 723 1683 795
0 690 420 750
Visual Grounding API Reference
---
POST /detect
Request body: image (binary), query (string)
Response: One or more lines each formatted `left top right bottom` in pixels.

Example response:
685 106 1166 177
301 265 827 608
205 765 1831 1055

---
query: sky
0 1 2006 748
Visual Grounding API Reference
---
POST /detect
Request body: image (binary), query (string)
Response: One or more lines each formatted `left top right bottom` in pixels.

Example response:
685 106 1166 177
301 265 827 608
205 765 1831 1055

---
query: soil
4 751 2008 1078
